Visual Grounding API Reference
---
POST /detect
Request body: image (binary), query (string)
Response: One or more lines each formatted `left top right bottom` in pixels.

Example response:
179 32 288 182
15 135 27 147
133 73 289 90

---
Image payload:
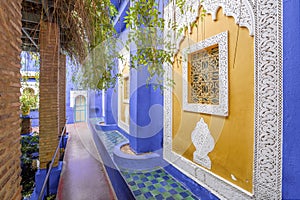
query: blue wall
21 51 39 72
110 0 164 154
105 88 118 124
164 165 219 200
128 63 163 154
283 0 300 199
88 90 103 119
66 59 75 124
30 110 39 127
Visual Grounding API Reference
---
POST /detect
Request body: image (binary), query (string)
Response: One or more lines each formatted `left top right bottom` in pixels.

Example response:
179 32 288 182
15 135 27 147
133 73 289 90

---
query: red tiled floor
57 122 115 200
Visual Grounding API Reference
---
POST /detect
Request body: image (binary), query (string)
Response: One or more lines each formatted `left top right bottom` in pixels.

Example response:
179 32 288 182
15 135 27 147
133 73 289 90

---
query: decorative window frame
182 31 228 116
163 0 283 199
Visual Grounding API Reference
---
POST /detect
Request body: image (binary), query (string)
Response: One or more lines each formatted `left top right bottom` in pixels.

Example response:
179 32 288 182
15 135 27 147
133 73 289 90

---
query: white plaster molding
202 0 255 36
191 118 215 169
163 0 283 199
182 31 228 116
164 0 255 56
118 47 130 133
70 90 87 108
21 83 39 95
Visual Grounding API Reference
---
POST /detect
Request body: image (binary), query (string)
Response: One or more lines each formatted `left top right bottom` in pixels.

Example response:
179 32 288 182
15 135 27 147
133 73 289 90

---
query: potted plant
20 90 37 116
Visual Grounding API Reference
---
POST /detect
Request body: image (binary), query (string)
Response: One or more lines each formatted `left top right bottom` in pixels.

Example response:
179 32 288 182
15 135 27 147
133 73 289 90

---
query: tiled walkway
121 168 198 200
57 122 115 200
91 118 199 200
58 120 201 199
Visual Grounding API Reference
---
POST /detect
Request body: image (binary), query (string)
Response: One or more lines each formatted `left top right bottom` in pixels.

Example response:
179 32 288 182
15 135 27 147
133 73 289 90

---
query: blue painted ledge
113 141 164 171
30 161 63 200
95 122 117 131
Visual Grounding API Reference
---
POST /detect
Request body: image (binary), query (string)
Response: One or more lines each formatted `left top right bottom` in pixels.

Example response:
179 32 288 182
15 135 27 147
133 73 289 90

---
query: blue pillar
283 0 300 199
129 66 163 154
105 88 118 125
88 90 103 119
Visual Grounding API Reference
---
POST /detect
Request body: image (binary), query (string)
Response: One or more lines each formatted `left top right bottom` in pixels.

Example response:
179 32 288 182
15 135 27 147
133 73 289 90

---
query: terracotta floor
57 122 115 200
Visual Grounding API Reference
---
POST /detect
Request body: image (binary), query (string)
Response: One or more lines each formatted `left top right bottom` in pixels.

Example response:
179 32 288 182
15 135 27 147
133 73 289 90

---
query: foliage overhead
50 0 205 90
53 0 118 63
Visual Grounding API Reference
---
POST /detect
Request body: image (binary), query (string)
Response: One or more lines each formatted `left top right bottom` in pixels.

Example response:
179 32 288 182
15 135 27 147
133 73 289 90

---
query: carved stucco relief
164 0 255 55
191 118 215 169
163 0 282 199
182 31 228 116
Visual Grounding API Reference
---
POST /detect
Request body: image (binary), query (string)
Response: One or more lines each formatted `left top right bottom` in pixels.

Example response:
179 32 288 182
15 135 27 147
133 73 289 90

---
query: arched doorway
74 95 86 122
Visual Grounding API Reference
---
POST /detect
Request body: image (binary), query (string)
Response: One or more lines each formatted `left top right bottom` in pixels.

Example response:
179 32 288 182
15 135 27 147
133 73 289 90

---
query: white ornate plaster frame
163 0 282 199
182 31 228 116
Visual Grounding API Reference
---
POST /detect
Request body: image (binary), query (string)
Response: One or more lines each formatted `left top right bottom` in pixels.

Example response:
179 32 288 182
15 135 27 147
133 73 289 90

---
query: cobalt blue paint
88 90 102 119
30 162 63 200
114 0 129 34
129 68 164 153
164 164 219 200
21 51 39 72
90 126 135 200
65 60 75 124
105 88 117 125
30 109 39 127
282 0 300 199
129 129 163 154
113 141 163 170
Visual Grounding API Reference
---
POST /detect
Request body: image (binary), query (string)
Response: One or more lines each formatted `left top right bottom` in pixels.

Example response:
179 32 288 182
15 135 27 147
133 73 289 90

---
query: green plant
46 194 56 200
52 0 206 90
20 135 39 197
20 90 38 115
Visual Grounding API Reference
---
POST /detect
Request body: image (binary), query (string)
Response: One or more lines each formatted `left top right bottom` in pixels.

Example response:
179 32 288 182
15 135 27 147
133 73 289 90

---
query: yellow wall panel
172 7 254 192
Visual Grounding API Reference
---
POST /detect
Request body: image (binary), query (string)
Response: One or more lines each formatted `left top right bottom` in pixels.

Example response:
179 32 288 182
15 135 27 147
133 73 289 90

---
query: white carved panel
163 0 283 199
182 31 228 116
202 0 255 36
191 118 215 169
164 0 255 56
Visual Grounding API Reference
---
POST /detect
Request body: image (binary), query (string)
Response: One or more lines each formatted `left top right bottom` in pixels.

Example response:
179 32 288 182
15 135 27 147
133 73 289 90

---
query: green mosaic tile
162 192 172 198
135 180 143 185
92 127 199 200
185 196 196 200
146 197 156 200
130 185 138 191
140 187 149 193
150 189 160 196
144 182 152 187
164 185 173 191
154 183 162 189
172 194 184 199
174 187 185 193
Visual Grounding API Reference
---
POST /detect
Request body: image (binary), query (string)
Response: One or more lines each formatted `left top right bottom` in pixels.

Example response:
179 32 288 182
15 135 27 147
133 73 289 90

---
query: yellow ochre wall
172 7 254 192
120 65 130 125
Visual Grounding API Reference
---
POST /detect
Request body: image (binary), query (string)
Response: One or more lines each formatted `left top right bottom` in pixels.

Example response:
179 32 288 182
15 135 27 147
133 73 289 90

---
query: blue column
283 0 300 199
105 88 118 125
88 90 103 119
129 66 163 154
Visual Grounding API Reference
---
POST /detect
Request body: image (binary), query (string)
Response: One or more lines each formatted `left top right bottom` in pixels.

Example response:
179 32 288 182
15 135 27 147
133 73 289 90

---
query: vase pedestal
21 115 32 134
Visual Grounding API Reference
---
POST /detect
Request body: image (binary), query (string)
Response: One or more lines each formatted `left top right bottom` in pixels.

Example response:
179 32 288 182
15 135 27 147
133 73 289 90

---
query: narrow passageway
57 122 115 200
